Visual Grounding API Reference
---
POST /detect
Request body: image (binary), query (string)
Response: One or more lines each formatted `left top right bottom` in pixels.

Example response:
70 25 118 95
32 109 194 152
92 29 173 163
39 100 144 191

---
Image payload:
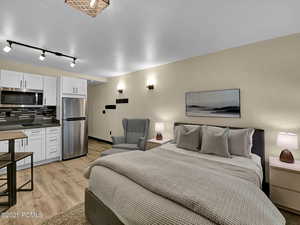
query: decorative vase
279 149 295 164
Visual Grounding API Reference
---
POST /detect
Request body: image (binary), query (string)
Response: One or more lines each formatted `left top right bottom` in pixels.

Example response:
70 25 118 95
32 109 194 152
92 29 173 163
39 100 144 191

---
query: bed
84 123 285 225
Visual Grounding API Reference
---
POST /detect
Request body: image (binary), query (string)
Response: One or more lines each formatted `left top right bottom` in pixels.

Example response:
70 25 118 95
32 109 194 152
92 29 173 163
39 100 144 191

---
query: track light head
39 51 46 61
70 58 76 68
3 42 12 53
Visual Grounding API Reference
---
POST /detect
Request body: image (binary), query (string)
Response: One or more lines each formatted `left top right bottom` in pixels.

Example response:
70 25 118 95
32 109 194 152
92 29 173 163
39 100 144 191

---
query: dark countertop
0 123 61 131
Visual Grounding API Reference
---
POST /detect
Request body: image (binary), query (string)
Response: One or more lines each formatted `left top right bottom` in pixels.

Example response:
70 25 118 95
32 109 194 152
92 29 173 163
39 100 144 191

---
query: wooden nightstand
146 138 172 150
269 157 300 215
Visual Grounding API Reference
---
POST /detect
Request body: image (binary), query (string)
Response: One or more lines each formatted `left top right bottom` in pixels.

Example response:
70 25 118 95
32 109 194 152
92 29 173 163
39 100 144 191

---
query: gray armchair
111 118 150 151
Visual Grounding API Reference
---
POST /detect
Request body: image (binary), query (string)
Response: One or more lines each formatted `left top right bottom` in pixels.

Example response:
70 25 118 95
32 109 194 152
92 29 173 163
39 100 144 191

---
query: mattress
88 144 267 225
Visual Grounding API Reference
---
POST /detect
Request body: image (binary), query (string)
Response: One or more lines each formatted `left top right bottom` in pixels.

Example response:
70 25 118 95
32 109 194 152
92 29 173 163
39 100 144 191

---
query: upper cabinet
43 76 57 106
0 70 23 89
62 77 87 97
23 73 43 90
0 70 43 90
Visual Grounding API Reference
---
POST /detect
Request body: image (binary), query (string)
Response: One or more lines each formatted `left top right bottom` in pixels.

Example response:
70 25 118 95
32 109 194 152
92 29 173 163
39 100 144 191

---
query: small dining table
0 131 28 209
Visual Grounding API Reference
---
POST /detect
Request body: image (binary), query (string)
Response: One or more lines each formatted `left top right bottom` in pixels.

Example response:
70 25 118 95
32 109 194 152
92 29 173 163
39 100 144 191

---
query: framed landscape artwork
185 89 241 118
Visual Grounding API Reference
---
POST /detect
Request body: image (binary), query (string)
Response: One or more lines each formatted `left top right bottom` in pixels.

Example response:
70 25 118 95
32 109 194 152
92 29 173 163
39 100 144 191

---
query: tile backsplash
0 106 57 124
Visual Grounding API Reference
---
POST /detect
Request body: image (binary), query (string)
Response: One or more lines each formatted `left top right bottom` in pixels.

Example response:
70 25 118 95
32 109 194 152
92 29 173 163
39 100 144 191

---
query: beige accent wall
88 33 300 162
0 58 107 82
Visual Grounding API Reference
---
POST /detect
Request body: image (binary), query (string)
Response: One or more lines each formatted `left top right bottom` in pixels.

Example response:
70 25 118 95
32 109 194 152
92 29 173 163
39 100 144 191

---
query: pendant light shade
65 0 110 17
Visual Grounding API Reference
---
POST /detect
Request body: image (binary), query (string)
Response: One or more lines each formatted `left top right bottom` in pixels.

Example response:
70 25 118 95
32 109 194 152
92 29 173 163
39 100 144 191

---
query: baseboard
88 136 112 144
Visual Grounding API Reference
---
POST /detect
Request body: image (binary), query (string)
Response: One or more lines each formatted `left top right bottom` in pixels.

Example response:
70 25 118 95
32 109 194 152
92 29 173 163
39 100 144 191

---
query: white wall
88 33 300 161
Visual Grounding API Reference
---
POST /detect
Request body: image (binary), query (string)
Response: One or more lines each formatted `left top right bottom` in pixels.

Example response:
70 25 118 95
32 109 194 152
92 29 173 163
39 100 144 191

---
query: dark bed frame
85 122 267 225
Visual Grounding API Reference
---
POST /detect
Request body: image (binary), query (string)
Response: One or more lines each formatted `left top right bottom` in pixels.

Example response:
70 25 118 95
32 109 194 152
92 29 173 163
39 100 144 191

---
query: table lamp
155 122 164 140
277 132 298 163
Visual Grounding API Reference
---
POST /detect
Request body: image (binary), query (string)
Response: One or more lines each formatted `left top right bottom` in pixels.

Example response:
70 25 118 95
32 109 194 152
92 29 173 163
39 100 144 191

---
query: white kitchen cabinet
0 70 23 88
45 127 61 159
0 127 61 172
62 77 87 96
43 76 57 106
23 73 43 90
24 129 45 163
0 70 43 90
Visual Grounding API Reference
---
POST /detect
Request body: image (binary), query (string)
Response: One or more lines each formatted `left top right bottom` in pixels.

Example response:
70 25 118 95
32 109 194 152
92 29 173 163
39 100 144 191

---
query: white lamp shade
277 132 298 150
155 122 164 133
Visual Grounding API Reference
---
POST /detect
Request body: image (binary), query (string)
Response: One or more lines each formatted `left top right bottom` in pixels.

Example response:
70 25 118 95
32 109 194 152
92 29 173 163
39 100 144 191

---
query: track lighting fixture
39 51 46 61
70 58 76 68
3 41 12 53
2 40 78 67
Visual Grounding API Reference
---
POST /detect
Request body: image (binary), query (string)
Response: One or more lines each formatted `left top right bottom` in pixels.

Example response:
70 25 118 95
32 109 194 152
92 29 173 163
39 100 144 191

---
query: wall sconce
146 78 155 90
117 82 125 94
117 83 125 94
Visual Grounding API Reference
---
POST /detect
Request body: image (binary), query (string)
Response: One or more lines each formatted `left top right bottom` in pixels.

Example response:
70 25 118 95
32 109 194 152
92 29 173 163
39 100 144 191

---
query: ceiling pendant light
3 41 12 53
65 0 110 18
70 58 76 68
39 51 46 61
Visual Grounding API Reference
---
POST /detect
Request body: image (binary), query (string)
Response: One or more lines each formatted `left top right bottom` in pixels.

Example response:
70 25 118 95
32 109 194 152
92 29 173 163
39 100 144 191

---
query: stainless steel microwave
0 88 43 107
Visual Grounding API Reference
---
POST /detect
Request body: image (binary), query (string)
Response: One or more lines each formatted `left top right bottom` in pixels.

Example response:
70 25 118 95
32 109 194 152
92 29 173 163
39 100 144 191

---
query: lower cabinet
0 126 61 171
45 127 61 159
25 128 45 163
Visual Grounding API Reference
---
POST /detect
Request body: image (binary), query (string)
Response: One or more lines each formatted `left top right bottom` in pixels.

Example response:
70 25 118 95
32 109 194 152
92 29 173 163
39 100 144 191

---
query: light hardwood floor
0 138 111 225
1 139 299 225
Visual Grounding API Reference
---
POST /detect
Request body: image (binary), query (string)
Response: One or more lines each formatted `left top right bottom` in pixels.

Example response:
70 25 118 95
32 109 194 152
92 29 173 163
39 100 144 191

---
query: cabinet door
77 79 87 95
15 139 25 168
24 129 45 163
43 76 57 106
45 127 61 159
62 77 76 94
0 141 8 153
62 77 87 96
23 73 43 90
0 70 23 88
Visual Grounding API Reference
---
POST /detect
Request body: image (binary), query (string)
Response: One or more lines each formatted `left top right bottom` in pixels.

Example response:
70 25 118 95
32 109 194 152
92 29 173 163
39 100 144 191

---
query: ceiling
0 0 300 78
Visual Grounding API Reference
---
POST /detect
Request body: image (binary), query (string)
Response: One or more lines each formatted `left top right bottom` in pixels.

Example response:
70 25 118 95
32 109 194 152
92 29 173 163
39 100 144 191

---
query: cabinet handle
25 80 27 88
49 129 57 132
49 138 57 142
21 139 23 147
20 80 23 88
50 148 57 153
44 98 46 105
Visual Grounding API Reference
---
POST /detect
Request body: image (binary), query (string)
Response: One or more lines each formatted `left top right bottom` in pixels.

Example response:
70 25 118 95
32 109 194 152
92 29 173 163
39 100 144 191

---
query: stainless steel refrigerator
62 97 88 160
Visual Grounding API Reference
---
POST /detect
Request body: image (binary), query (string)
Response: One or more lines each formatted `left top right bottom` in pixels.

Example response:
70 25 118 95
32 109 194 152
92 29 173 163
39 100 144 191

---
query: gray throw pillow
176 126 201 151
173 125 202 144
204 126 254 158
229 128 254 158
201 126 231 158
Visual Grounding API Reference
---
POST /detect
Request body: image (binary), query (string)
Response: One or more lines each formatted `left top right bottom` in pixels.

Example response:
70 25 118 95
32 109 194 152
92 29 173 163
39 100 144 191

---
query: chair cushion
112 144 140 150
124 119 149 144
101 149 133 157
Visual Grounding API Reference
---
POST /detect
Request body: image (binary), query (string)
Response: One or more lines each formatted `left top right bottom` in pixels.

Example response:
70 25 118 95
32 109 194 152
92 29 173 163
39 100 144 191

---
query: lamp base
156 133 163 141
279 149 295 164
